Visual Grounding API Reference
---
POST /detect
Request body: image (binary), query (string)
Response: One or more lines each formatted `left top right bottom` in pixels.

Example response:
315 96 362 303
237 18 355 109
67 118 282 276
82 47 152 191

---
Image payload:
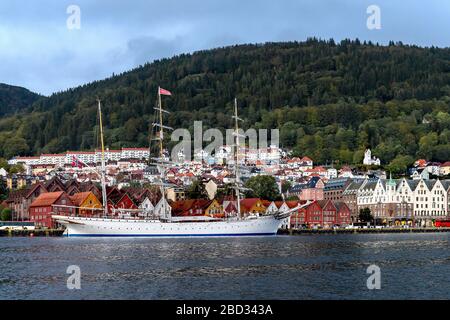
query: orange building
240 198 267 215
205 199 224 218
69 192 102 217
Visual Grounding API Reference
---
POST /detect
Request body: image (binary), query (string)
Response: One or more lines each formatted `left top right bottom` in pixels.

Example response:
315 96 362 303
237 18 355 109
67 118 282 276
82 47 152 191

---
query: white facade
363 149 381 166
413 180 447 218
356 178 449 222
9 148 150 168
138 197 155 217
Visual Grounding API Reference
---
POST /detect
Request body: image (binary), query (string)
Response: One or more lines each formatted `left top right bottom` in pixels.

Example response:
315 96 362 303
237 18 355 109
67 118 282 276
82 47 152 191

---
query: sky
0 0 449 96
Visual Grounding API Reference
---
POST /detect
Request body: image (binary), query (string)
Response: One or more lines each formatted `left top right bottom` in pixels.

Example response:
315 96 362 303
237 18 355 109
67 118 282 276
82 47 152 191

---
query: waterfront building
289 200 351 228
413 179 448 226
29 191 74 228
137 196 155 217
357 177 414 225
5 183 47 221
323 178 352 202
239 198 267 215
114 193 138 211
288 176 324 201
170 199 213 216
341 179 365 222
355 176 450 226
69 192 102 217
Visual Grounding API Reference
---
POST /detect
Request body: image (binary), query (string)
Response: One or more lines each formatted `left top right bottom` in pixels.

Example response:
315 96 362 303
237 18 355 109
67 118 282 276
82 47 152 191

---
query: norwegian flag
159 87 172 96
71 155 83 169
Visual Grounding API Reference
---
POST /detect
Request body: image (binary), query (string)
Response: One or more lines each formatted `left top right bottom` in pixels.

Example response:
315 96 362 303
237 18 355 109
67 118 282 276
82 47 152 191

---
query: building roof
240 198 263 211
30 191 67 207
170 199 212 216
406 179 420 190
285 201 299 209
69 192 93 206
324 178 350 191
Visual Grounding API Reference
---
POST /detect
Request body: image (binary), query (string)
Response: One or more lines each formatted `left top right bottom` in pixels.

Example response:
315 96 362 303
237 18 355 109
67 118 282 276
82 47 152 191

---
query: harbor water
1 233 449 299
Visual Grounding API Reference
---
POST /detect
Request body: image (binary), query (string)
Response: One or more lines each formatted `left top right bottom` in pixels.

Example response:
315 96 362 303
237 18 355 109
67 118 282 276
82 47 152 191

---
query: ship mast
158 87 164 158
152 87 173 220
233 98 243 218
97 98 108 216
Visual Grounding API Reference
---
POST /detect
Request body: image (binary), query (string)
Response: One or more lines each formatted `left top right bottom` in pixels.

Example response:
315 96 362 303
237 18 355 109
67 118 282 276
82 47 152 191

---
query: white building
9 148 150 170
413 179 448 223
363 149 380 166
356 177 449 226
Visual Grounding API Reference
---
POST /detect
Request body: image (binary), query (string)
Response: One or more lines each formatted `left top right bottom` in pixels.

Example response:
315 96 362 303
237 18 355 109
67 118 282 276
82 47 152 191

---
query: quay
0 229 65 237
278 227 450 235
2 228 450 237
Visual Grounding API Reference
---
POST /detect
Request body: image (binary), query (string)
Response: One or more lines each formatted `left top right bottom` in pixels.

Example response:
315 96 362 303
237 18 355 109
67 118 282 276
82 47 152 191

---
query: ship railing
51 204 161 221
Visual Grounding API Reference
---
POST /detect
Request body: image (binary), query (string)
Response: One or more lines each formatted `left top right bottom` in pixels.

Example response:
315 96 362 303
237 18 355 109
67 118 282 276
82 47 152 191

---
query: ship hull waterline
52 215 284 238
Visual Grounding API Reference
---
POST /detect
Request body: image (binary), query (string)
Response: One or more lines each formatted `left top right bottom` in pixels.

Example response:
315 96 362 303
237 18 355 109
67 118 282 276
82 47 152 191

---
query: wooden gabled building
69 192 102 217
5 183 47 221
29 191 74 228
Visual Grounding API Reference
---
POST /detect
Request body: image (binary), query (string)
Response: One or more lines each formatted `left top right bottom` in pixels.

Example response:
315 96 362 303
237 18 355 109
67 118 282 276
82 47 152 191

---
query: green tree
186 180 208 199
3 137 29 159
359 207 373 223
0 179 8 201
281 180 292 194
244 175 281 201
1 207 12 221
215 183 235 199
8 164 25 174
418 132 438 159
387 155 414 174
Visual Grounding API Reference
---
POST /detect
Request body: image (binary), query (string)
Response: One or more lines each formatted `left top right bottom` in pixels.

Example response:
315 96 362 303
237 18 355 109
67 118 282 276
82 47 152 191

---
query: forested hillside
0 39 449 170
0 83 40 116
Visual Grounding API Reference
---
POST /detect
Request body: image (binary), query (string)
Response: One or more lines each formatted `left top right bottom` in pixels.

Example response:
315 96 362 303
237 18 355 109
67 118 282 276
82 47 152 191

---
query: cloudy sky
0 0 449 96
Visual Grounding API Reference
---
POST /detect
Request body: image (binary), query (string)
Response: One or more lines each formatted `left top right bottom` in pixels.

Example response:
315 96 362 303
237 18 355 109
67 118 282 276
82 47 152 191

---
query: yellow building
205 199 224 217
240 198 267 215
69 192 102 217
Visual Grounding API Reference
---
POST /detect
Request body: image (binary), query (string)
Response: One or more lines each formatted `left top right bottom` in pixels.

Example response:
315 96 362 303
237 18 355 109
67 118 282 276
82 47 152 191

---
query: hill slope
0 83 40 116
0 39 449 171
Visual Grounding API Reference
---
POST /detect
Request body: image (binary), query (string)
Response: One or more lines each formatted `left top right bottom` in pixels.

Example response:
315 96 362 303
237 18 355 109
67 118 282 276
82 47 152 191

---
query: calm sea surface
1 233 449 300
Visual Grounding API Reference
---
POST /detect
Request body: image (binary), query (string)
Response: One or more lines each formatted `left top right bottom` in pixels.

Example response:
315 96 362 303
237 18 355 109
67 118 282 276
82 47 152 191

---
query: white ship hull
52 215 283 237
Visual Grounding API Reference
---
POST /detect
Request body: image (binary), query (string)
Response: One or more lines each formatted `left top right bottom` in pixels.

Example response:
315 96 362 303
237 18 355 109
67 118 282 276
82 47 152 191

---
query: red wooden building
290 200 351 228
29 191 74 228
335 202 351 226
115 193 138 210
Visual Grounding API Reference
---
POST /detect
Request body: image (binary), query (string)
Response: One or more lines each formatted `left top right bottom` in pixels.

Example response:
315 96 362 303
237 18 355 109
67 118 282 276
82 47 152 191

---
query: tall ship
52 88 299 237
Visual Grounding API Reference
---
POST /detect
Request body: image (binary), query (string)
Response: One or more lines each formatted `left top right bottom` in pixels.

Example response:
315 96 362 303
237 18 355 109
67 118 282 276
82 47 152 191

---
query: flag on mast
159 87 172 96
71 155 84 169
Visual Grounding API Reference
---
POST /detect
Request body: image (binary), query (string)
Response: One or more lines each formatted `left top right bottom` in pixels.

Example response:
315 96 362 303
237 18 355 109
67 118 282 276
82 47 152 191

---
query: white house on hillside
363 149 380 166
